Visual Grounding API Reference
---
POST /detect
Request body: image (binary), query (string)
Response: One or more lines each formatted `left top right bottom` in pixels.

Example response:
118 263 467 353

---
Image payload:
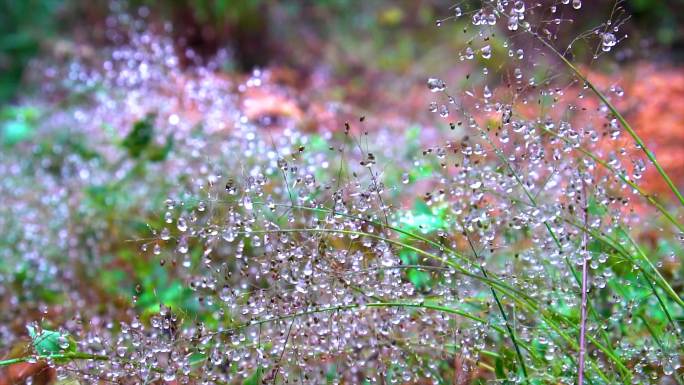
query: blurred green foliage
628 0 684 46
0 0 63 103
0 105 39 145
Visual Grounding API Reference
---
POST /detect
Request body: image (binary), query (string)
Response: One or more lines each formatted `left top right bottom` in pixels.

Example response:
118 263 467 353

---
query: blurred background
2 0 684 103
3 0 684 189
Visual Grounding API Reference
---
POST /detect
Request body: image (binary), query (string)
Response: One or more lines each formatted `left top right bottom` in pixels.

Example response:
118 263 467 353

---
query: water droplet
438 104 449 118
508 15 519 31
303 261 313 276
483 85 492 99
514 68 523 80
502 106 512 123
177 237 189 254
513 1 525 13
163 370 176 382
57 335 70 349
610 84 624 97
469 181 482 189
465 47 475 60
243 196 253 210
116 346 127 357
601 32 617 52
427 78 446 92
481 45 492 59
176 217 188 232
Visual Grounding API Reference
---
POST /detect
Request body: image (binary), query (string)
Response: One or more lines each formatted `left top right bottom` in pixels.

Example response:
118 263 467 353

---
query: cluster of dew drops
424 0 681 383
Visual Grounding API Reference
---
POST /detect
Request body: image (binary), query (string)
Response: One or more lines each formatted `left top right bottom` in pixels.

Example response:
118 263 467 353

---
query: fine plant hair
2 1 684 385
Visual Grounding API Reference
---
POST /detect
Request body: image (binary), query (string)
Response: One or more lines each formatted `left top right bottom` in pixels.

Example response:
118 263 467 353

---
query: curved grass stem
0 352 109 367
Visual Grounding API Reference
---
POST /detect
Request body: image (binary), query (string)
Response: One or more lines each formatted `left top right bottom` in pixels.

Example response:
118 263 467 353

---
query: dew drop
513 1 525 13
601 32 617 52
481 45 492 59
483 85 492 99
176 217 188 232
427 78 446 92
57 336 70 350
508 15 519 31
243 196 253 211
438 104 449 118
177 237 189 254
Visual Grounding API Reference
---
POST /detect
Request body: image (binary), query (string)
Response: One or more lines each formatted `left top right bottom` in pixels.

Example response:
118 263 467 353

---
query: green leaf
587 197 607 216
407 268 431 288
243 366 264 385
26 325 77 356
122 115 155 158
396 199 447 235
0 106 39 146
1 119 32 146
325 364 337 383
188 352 207 366
495 355 506 379
399 249 432 289
147 134 174 162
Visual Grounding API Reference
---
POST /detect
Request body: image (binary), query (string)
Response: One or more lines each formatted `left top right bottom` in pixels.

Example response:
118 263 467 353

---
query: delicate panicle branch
534 32 684 208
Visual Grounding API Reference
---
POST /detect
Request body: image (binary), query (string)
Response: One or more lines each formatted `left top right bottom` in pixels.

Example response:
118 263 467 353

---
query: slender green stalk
0 352 109 367
463 229 529 381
